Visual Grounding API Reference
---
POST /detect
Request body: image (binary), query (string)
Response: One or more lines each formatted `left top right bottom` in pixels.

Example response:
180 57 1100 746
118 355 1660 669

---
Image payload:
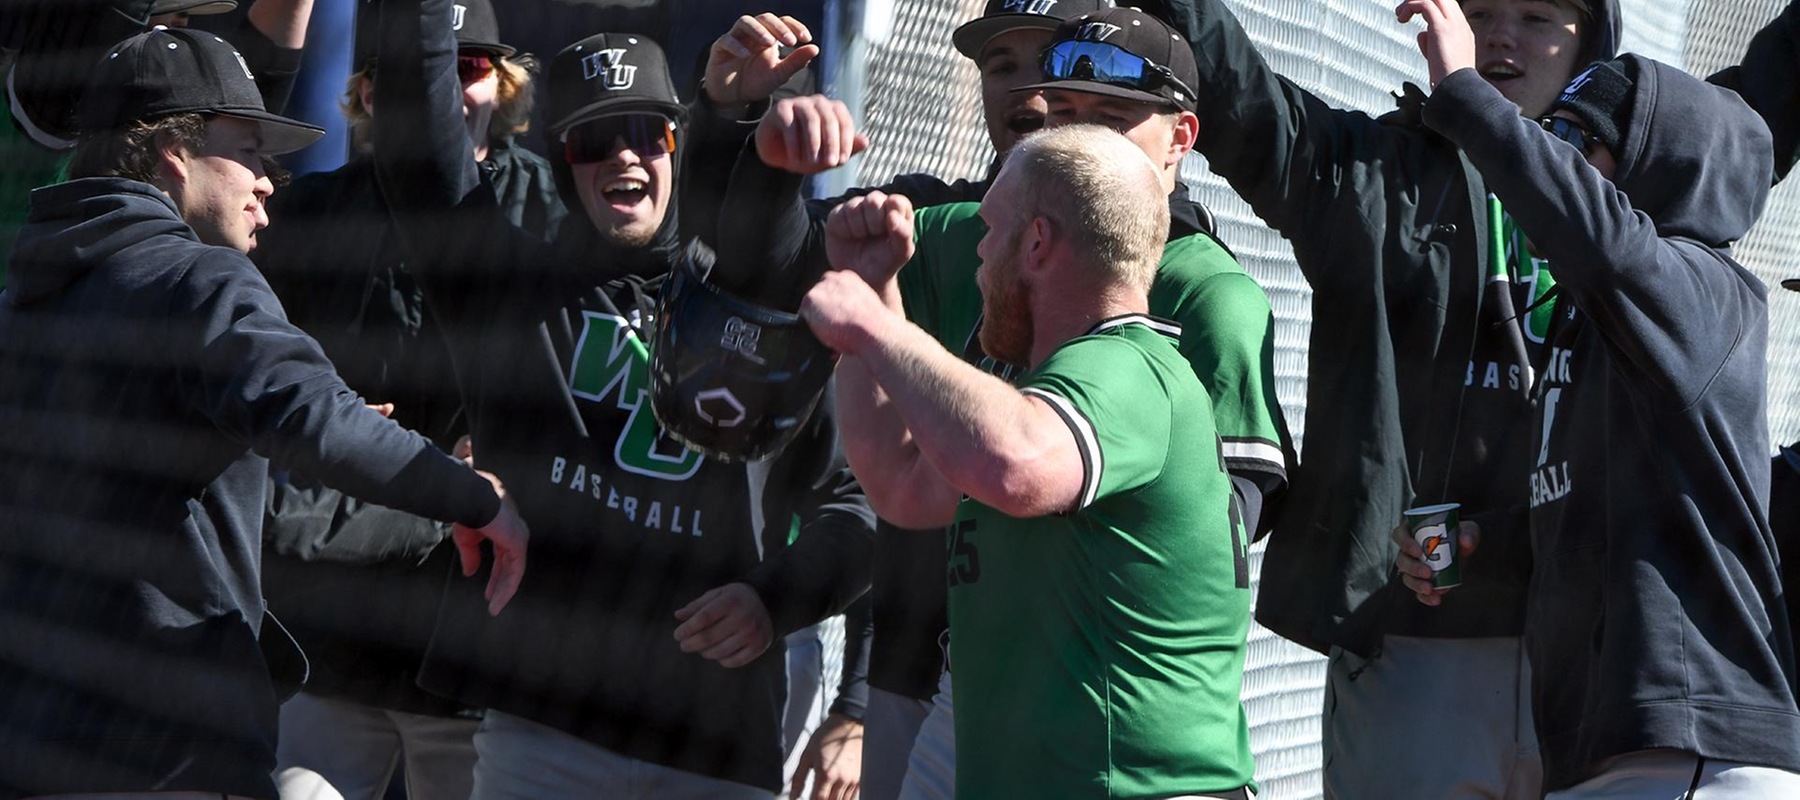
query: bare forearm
835 352 959 528
248 0 313 49
853 314 1075 517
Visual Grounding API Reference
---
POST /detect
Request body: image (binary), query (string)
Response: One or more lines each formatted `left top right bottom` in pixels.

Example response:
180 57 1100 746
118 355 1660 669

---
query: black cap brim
217 108 325 155
456 40 516 58
1014 78 1181 110
1781 278 1800 293
151 1 239 15
549 98 687 139
951 14 1066 60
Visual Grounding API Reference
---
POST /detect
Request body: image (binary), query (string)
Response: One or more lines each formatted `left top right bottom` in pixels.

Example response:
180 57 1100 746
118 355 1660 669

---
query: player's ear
1023 214 1055 272
1168 110 1199 166
151 130 195 196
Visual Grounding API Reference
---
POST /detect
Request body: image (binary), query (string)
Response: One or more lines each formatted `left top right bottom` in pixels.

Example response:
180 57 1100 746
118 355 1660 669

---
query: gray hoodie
1425 54 1797 790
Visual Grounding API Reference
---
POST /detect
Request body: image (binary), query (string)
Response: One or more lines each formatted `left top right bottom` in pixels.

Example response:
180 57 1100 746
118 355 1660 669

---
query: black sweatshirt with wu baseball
372 0 873 790
0 179 500 799
1425 60 1800 790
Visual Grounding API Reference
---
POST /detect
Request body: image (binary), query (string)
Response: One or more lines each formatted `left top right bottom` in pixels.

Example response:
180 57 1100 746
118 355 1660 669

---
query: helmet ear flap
650 255 838 463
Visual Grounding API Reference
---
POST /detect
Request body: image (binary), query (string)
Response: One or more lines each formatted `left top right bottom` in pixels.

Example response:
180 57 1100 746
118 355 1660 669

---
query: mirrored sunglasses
1540 116 1600 156
1040 40 1195 106
562 114 678 164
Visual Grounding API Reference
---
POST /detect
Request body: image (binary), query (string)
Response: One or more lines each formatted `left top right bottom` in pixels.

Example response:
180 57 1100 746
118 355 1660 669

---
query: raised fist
824 190 914 287
755 95 870 176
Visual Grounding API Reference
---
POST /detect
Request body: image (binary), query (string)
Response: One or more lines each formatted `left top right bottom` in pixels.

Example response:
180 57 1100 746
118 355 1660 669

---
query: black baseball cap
449 0 514 57
951 0 1116 60
545 32 684 137
1017 7 1200 112
79 27 325 155
150 1 238 15
353 0 515 72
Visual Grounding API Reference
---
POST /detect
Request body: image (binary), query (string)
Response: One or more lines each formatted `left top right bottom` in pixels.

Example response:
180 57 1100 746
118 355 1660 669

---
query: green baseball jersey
900 202 1287 482
947 317 1255 798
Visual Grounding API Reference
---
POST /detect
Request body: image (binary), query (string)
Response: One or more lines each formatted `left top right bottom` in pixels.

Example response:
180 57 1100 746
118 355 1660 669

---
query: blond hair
1003 124 1169 293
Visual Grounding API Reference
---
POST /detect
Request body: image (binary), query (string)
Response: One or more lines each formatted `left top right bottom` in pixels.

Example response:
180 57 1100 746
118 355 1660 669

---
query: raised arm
1709 0 1800 182
371 0 484 218
1160 0 1402 277
703 95 867 310
800 210 1086 527
1413 0 1772 402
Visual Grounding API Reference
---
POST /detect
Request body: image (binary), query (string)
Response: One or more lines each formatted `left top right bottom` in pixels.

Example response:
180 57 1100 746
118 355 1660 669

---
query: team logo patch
720 317 766 364
582 46 639 90
1075 21 1122 41
1559 64 1600 104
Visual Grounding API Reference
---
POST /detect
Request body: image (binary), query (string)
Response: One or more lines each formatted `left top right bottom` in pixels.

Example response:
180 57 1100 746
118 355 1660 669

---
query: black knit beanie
1551 58 1636 154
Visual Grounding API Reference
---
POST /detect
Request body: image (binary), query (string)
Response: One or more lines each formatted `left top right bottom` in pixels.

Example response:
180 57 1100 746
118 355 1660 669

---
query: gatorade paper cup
1403 503 1462 590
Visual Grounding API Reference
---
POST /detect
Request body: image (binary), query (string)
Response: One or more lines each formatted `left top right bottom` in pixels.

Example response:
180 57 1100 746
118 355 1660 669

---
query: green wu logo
569 311 703 480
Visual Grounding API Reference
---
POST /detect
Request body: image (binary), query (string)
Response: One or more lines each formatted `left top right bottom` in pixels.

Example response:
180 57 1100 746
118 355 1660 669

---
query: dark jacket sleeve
740 387 876 639
830 592 873 720
371 0 488 231
706 135 834 310
228 12 304 115
680 94 771 259
1709 1 1800 183
812 171 987 213
172 250 499 528
1423 70 1752 403
1161 0 1415 291
263 474 452 565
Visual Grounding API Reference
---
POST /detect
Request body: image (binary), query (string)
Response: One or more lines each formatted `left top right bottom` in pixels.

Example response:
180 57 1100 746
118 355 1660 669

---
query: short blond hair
342 54 537 155
1003 124 1169 293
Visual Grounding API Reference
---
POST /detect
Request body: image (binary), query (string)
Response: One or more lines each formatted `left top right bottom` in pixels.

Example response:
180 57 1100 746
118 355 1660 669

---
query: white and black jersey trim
1221 437 1289 478
1088 313 1182 341
1022 387 1103 511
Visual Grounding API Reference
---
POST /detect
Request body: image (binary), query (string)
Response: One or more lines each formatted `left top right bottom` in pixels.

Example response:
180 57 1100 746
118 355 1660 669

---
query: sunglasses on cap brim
1540 116 1600 155
1040 40 1196 106
562 114 679 164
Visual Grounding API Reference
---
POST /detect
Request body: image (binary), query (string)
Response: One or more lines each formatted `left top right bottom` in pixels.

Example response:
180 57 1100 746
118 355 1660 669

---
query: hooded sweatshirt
0 178 500 798
1162 0 1619 654
1425 56 1799 789
370 0 874 790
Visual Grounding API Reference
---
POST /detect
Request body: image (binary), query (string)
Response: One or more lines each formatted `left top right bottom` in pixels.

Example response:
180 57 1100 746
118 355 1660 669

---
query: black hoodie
0 178 499 798
1426 56 1799 790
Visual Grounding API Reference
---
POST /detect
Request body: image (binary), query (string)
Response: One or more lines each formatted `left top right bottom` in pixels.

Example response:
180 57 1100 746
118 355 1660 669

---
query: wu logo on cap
1560 64 1600 103
582 48 639 91
1003 0 1059 14
1076 21 1123 41
452 4 467 30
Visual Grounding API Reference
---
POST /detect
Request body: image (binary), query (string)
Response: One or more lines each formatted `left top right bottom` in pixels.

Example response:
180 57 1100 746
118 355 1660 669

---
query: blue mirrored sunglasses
1540 116 1599 155
1039 40 1195 106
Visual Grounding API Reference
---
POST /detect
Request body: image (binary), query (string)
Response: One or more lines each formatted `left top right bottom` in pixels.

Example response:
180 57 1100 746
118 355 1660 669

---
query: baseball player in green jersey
798 124 1256 799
